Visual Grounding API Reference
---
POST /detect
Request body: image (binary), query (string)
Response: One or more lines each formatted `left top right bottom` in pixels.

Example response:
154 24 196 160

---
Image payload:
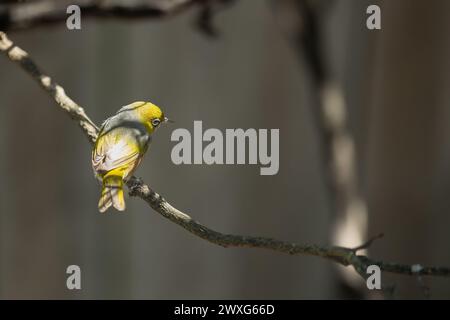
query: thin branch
0 0 222 31
351 233 384 253
1 30 450 284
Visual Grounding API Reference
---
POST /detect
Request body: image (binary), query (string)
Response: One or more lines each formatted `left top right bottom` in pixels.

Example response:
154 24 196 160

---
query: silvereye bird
92 101 169 212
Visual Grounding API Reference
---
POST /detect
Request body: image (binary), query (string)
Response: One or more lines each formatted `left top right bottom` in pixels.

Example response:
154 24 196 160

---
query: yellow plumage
92 101 168 213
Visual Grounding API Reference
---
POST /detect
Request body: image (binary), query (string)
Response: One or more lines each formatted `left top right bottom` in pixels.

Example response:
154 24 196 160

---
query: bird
92 101 170 213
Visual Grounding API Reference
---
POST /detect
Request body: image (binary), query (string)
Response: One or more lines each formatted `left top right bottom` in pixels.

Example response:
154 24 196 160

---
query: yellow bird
92 101 169 213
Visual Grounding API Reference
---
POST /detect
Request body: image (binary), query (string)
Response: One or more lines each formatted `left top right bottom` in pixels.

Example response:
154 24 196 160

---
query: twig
352 233 384 253
1 30 450 284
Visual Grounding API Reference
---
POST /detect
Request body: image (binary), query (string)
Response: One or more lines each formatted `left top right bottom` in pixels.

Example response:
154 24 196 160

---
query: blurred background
1 0 450 299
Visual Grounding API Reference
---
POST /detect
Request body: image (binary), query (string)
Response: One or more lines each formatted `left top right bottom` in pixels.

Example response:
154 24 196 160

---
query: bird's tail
98 175 125 213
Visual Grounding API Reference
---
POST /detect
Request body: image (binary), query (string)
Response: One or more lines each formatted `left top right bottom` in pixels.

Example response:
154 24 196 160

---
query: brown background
1 0 450 299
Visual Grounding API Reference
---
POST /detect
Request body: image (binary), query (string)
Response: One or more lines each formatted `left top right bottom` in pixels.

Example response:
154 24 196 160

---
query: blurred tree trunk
367 0 450 298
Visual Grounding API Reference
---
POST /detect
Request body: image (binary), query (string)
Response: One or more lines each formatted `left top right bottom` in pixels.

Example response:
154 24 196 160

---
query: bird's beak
164 117 174 123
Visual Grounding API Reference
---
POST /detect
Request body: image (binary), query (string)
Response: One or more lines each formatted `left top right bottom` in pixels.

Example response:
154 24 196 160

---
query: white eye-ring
151 118 161 127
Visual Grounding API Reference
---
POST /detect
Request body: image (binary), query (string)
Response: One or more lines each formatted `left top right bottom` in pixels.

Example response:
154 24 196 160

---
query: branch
0 30 98 142
1 30 450 284
0 0 229 32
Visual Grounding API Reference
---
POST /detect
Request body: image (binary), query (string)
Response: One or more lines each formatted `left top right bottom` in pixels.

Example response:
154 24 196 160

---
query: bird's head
133 101 172 133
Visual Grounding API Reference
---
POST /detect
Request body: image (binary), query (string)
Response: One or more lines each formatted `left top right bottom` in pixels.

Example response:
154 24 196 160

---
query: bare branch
1 30 450 285
0 0 201 31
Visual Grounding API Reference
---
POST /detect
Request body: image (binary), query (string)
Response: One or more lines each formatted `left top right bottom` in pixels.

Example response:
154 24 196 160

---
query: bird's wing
92 130 141 176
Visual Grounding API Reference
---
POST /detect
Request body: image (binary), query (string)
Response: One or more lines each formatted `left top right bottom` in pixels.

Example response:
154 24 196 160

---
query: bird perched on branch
92 101 170 212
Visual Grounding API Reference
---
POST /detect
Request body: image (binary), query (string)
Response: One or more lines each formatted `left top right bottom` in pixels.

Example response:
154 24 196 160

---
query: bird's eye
151 118 161 127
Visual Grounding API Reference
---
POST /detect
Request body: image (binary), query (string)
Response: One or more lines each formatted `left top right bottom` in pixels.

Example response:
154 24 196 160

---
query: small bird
92 101 170 213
